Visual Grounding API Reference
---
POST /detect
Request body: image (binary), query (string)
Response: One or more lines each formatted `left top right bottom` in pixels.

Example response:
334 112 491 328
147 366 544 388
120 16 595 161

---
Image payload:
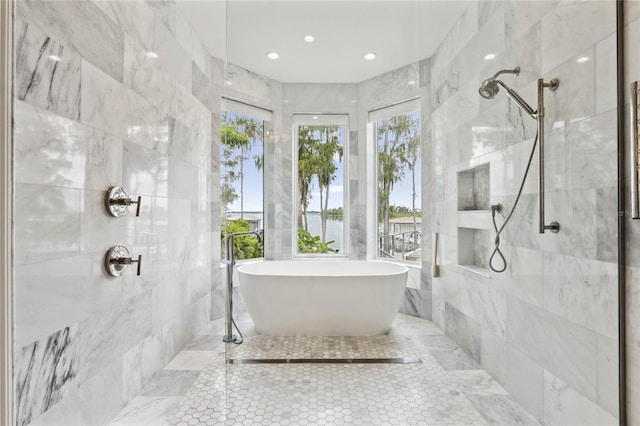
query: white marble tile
466 394 540 425
490 245 543 308
122 324 174 402
174 83 210 132
173 12 193 57
163 350 215 371
507 296 598 403
460 277 507 339
14 101 123 191
92 0 154 51
226 62 272 106
543 371 617 426
480 329 544 422
595 33 617 115
543 253 617 338
123 142 170 198
504 1 558 41
139 370 200 397
596 334 619 417
147 0 177 35
540 0 616 74
124 35 176 117
566 110 617 191
153 16 191 91
627 344 640 425
108 396 180 426
76 292 153 387
29 356 124 426
546 46 596 129
14 17 81 121
13 251 122 348
80 59 129 138
431 348 480 370
450 370 509 397
14 183 81 265
628 266 640 350
17 0 124 82
359 63 419 109
536 189 599 260
14 326 79 426
444 303 481 362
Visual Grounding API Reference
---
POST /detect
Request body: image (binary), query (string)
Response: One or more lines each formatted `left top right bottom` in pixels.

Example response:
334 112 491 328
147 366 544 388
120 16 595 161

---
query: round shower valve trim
104 245 142 277
105 186 142 217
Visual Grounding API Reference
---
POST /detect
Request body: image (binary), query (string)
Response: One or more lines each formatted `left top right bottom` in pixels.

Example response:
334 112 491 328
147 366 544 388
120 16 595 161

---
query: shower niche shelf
457 163 491 277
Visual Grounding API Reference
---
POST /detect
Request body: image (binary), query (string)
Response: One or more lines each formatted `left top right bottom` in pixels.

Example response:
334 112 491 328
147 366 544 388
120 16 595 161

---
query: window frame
370 99 422 264
292 114 350 259
220 99 271 262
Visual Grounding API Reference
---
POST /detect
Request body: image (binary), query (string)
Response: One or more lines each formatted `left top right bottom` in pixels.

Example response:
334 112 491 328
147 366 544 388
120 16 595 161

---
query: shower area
6 0 633 425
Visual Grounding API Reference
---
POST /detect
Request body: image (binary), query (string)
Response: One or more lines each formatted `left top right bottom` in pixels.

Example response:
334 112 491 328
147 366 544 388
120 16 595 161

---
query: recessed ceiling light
146 51 158 59
576 56 590 63
364 52 377 61
483 53 496 61
408 80 416 86
304 35 315 43
48 55 61 62
266 52 279 60
225 81 233 86
312 116 319 120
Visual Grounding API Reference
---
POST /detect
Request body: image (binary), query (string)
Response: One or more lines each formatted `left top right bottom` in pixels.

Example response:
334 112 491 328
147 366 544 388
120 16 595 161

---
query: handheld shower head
478 66 536 118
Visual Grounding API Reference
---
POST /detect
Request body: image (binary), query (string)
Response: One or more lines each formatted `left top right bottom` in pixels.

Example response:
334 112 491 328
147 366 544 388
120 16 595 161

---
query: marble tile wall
12 1 221 424
624 1 640 423
429 1 619 424
358 62 432 317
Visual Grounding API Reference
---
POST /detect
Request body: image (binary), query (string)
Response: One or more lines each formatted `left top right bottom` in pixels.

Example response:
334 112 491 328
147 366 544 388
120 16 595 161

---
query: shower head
479 79 500 99
478 66 536 118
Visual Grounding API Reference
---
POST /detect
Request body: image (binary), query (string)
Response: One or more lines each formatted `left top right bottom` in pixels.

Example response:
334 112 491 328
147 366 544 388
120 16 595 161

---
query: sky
221 110 421 214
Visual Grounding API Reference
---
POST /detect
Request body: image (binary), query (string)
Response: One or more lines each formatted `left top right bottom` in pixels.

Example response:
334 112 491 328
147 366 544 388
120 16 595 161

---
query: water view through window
295 116 347 255
376 108 421 262
220 110 264 260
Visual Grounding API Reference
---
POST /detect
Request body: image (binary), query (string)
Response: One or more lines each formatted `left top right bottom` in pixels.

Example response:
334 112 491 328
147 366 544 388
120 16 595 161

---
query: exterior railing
378 230 421 261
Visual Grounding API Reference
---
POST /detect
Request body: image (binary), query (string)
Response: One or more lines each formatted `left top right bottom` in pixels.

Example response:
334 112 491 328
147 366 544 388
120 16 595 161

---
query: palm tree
234 116 263 218
377 117 407 252
314 125 342 244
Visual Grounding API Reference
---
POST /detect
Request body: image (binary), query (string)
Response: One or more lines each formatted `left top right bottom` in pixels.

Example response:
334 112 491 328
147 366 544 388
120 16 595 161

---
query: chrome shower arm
491 67 520 80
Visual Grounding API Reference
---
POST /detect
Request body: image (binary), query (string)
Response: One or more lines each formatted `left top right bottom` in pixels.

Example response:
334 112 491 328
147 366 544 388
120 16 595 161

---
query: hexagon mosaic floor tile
109 314 540 426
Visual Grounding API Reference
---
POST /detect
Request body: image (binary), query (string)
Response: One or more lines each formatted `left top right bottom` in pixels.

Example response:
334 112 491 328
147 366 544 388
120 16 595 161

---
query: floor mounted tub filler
237 260 408 336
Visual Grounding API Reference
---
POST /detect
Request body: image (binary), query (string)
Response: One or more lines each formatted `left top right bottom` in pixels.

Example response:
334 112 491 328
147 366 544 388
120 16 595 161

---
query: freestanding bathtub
237 260 408 336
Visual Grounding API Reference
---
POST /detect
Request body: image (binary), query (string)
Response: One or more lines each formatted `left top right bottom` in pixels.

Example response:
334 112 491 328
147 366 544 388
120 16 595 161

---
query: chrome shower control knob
105 186 142 217
104 245 142 277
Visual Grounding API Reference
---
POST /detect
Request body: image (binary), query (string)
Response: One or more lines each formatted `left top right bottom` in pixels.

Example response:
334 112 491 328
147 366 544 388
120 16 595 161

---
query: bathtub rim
236 259 410 278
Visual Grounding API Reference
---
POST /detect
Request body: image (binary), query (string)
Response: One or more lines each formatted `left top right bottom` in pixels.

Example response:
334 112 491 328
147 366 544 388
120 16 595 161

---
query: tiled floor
108 314 539 426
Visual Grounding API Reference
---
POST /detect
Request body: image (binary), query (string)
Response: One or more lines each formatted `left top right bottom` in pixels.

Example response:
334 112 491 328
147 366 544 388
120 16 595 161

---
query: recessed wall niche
457 163 491 277
457 163 489 211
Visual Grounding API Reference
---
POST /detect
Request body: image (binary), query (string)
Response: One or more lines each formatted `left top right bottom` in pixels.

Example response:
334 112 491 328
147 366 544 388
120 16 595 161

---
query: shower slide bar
478 67 560 234
630 81 640 219
536 78 560 234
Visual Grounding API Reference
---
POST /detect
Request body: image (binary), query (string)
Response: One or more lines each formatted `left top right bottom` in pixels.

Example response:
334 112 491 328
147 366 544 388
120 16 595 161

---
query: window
371 99 421 262
220 99 270 260
293 115 348 256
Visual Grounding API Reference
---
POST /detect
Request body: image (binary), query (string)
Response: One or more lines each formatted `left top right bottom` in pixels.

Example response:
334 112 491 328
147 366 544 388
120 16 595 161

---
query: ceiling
178 1 471 84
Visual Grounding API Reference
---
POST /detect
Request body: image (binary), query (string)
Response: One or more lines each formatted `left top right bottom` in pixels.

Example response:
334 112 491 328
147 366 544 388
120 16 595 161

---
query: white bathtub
237 260 408 336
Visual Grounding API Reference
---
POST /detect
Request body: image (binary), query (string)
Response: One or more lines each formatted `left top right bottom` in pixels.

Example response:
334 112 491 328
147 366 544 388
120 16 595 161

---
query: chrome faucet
223 231 263 343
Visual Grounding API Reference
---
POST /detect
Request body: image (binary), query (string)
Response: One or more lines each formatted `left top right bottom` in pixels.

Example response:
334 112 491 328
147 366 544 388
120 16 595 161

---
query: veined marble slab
14 326 79 426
